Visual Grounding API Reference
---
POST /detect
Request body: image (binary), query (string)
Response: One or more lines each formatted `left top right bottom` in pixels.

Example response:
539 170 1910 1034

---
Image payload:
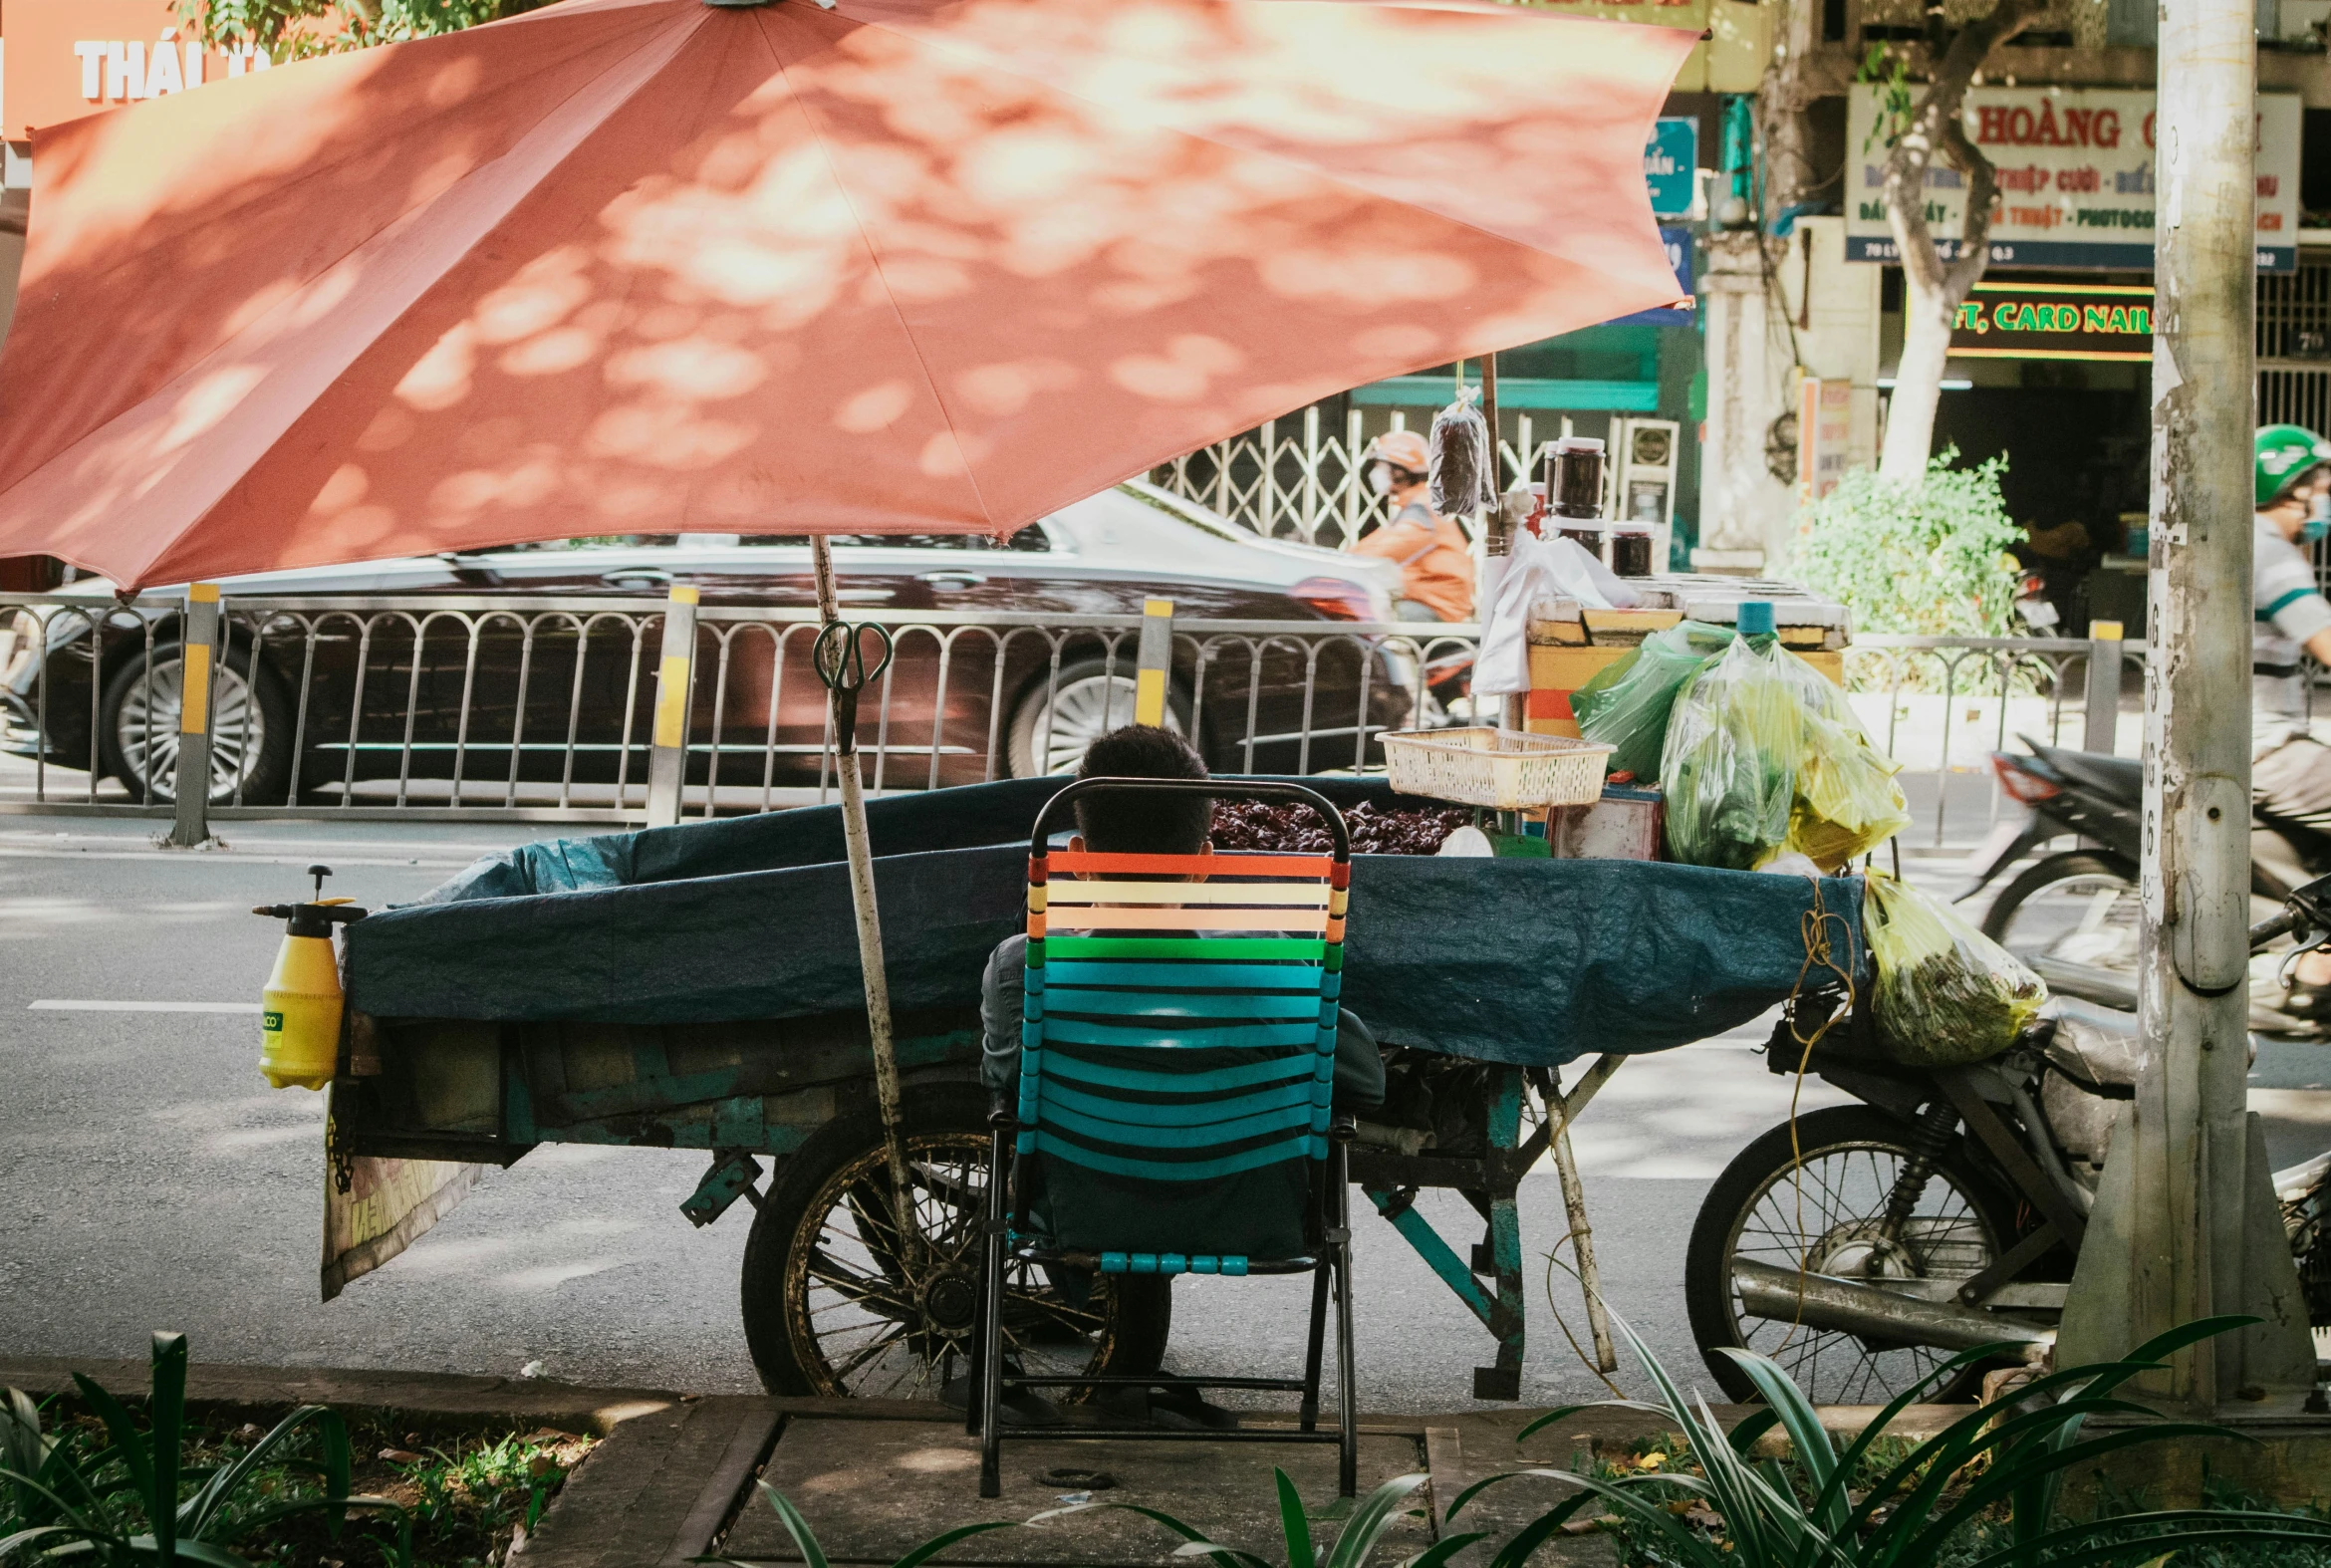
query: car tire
1005 656 1192 778
98 644 294 806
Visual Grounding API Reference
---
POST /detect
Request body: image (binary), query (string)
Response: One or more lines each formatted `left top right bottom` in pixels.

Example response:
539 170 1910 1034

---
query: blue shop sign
1646 118 1698 217
1612 227 1693 328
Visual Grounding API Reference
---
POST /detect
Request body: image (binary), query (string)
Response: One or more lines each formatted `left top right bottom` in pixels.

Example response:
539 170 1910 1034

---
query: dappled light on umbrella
0 0 1694 590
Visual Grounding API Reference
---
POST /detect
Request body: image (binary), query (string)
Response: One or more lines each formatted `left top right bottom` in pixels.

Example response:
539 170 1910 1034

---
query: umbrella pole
811 536 920 1267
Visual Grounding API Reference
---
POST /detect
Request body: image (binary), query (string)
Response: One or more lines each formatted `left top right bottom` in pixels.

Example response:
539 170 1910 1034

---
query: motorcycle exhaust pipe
1733 1259 2053 1358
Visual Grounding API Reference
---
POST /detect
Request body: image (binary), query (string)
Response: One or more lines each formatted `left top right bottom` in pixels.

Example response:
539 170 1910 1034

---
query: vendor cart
328 774 1862 1403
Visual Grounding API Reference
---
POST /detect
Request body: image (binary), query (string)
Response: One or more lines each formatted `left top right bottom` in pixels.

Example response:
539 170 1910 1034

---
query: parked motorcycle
1963 738 2331 1032
2011 567 2064 635
1686 870 2331 1406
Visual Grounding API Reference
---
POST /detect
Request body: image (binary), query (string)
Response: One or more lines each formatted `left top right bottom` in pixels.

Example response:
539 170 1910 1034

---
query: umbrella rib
749 8 1001 536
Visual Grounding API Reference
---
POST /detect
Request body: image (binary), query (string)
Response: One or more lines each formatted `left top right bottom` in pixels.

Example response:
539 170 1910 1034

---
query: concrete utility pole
2056 0 2316 1402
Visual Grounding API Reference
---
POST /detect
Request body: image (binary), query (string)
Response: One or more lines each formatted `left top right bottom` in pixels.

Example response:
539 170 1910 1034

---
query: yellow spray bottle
252 865 367 1090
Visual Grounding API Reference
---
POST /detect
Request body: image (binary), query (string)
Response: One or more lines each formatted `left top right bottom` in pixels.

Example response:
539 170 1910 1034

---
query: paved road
2 815 2325 1414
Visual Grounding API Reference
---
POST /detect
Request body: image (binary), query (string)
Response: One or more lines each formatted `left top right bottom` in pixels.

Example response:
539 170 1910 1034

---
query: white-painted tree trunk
1881 269 1955 482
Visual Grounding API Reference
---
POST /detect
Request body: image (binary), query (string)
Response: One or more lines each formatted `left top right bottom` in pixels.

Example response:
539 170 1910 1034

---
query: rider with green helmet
2253 422 2331 749
2251 423 2331 1008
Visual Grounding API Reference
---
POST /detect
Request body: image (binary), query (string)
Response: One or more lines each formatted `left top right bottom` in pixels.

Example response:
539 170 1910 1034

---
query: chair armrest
988 1108 1021 1132
1329 1112 1357 1143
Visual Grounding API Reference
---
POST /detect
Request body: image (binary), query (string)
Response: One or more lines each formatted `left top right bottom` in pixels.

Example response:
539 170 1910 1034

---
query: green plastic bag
1660 636 1803 870
1571 620 1732 782
1865 872 2047 1066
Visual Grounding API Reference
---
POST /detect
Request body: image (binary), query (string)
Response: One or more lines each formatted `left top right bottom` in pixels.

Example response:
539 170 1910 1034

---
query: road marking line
29 1000 262 1013
0 848 470 868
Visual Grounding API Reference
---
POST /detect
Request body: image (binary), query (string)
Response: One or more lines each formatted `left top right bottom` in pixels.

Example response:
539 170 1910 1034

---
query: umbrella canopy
0 0 1693 590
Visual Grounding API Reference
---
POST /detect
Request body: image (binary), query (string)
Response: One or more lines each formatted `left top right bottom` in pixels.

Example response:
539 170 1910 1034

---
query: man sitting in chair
979 723 1387 1120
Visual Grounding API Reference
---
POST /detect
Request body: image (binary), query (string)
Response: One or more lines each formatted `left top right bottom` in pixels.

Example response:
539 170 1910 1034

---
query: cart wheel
1683 1105 2022 1406
740 1083 1171 1399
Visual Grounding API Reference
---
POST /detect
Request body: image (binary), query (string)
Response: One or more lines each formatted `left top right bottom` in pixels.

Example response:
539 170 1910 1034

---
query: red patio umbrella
0 0 1693 587
0 0 1692 1277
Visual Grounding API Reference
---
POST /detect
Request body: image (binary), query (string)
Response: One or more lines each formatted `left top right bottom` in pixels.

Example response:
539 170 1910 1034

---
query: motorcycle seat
2041 997 2145 1091
2034 741 2144 806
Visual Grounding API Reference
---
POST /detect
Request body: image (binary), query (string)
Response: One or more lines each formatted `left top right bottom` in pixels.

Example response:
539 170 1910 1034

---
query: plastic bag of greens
1660 636 1803 869
1865 872 2047 1066
1768 651 1911 870
1572 620 1732 782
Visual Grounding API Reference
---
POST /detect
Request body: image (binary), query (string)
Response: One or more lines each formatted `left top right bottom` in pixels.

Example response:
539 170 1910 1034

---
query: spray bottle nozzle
253 865 366 935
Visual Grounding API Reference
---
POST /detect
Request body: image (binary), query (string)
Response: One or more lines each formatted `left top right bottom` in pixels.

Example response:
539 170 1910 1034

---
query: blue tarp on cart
344 778 1863 1068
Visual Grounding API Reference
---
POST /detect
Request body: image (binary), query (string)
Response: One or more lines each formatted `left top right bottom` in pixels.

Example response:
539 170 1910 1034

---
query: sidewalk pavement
0 1354 1972 1568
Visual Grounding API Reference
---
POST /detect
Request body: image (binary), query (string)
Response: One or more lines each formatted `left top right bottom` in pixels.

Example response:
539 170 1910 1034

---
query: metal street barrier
0 591 1477 840
0 590 2148 850
1849 628 2141 848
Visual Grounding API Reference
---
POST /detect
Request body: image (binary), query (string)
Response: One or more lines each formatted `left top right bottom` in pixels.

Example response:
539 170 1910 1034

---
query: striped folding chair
973 777 1358 1499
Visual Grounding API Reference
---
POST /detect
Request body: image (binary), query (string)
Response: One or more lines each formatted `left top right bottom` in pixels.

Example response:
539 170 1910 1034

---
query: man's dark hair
1074 725 1211 855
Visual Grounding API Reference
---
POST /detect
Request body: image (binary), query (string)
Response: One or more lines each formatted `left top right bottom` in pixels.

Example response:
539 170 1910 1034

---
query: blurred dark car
3 482 1430 804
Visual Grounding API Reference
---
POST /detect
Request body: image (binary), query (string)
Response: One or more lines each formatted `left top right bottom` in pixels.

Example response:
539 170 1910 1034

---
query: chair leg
968 1129 1003 1437
978 1129 1009 1496
1299 1261 1331 1433
1332 1150 1358 1499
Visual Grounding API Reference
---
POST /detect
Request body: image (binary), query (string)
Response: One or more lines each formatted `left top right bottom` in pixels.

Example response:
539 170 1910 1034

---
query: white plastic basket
1380 727 1614 810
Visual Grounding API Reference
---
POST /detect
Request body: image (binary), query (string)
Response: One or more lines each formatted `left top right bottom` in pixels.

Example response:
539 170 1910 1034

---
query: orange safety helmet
1361 430 1426 491
1362 429 1430 478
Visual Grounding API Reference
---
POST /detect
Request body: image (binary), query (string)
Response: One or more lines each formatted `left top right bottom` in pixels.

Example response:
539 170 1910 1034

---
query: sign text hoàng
1846 86 2300 272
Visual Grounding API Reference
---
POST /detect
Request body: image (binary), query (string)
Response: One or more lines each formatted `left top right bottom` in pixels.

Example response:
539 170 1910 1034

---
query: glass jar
1611 526 1654 577
1545 437 1606 520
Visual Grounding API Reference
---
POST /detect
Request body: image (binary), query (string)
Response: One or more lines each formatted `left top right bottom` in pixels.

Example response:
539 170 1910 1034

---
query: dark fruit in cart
1210 799 1470 855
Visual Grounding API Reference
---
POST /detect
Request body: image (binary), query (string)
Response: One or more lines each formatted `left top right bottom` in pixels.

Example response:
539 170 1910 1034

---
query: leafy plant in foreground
1447 1313 2331 1568
0 1332 412 1567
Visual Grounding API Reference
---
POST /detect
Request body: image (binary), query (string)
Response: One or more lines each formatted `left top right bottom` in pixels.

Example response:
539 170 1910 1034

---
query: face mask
2306 490 2331 544
1366 463 1394 497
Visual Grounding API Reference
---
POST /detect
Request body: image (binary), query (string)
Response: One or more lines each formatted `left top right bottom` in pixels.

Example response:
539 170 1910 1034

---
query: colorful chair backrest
1016 779 1351 1268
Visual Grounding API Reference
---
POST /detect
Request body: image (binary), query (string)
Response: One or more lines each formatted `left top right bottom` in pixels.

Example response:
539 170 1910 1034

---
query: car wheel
1005 656 1190 778
99 645 293 806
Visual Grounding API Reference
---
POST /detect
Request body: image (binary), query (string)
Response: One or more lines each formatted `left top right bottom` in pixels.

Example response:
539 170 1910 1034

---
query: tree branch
1882 0 2050 300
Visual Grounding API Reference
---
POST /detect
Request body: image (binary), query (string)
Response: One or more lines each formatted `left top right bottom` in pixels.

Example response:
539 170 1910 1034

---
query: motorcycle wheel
739 1082 1171 1398
1978 850 2141 972
1684 1106 2021 1406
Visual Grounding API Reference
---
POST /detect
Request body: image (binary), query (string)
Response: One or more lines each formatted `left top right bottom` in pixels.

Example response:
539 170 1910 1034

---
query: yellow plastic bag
1865 872 2047 1066
1768 651 1910 873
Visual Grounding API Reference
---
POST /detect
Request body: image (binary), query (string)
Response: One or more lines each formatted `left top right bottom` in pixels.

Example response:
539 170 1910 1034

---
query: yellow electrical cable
1774 875 1861 1355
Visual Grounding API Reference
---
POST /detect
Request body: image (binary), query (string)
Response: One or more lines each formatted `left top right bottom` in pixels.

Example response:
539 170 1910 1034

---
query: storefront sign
1846 86 2300 272
1797 378 1852 501
1 0 262 140
1948 280 2153 362
1646 118 1698 217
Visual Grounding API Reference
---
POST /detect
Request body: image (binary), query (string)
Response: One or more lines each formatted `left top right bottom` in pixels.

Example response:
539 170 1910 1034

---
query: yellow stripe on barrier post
179 645 212 737
1134 598 1173 727
645 585 700 827
652 656 691 748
